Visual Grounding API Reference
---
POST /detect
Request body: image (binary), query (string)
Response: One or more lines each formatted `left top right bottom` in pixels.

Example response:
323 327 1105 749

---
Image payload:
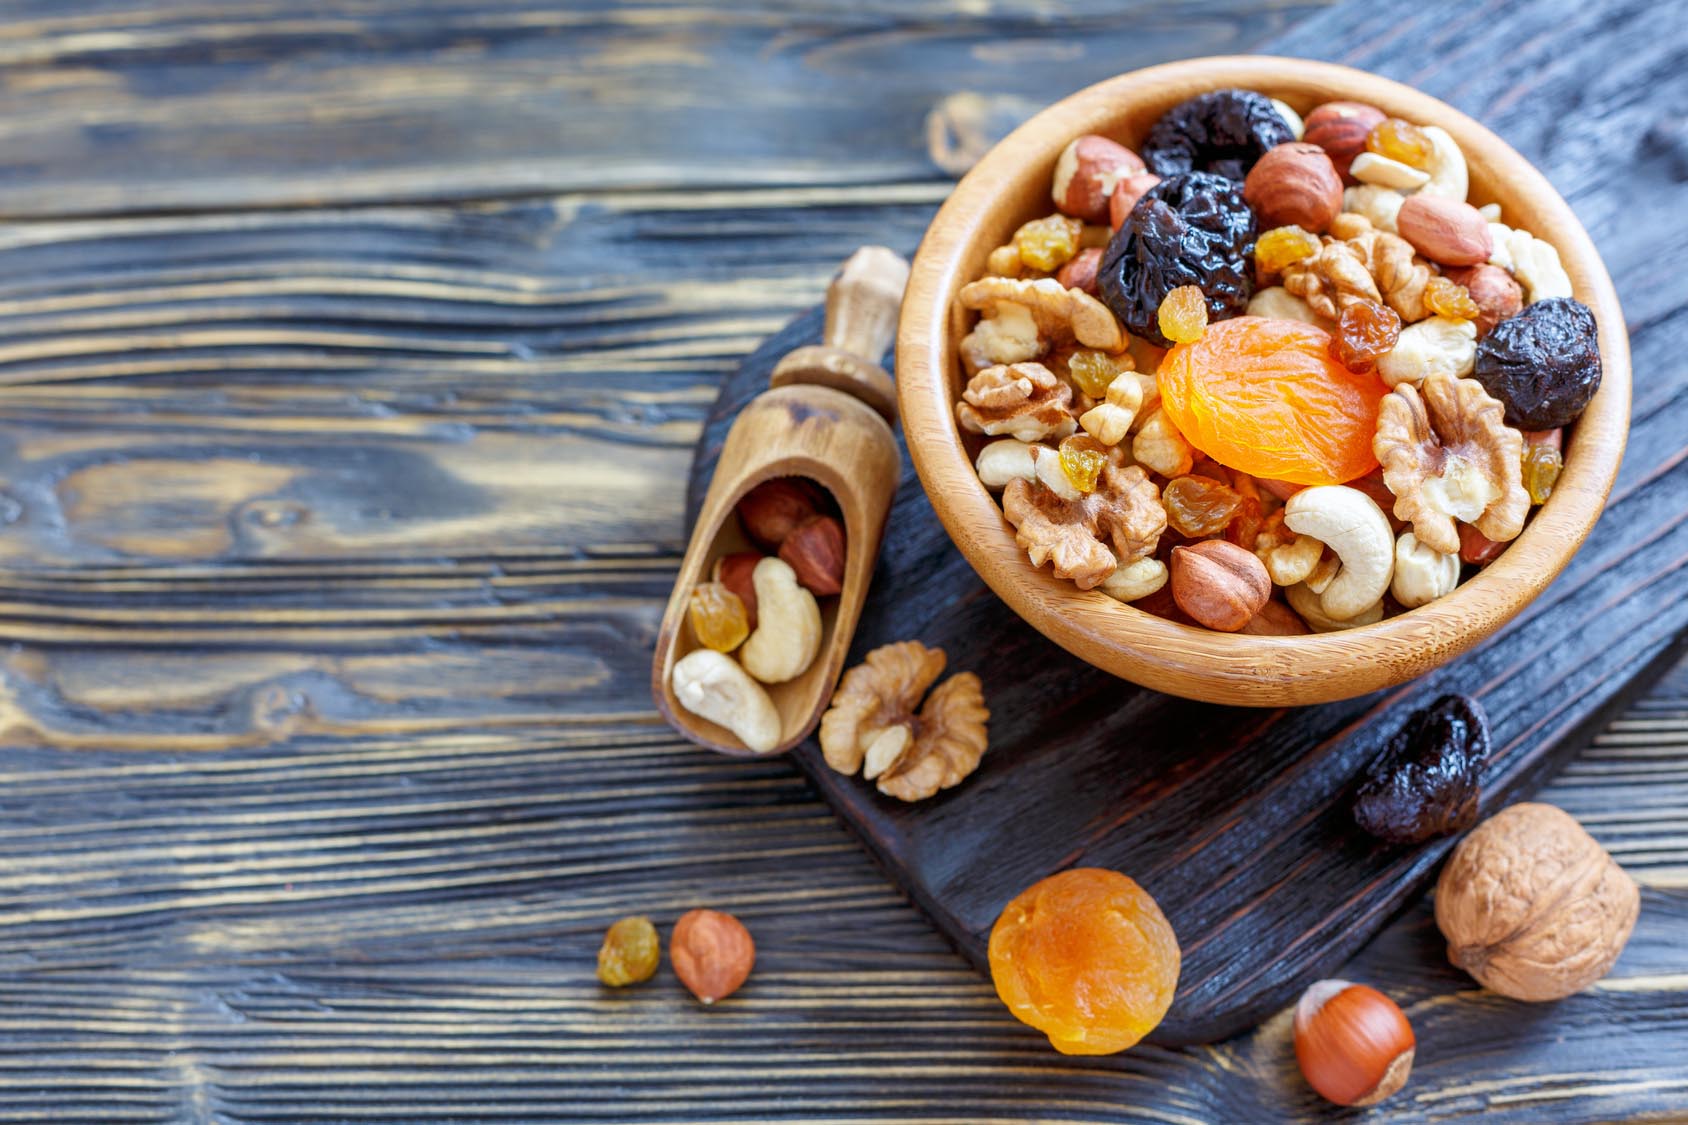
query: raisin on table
1141 89 1296 181
1472 297 1602 430
1353 694 1490 844
1098 171 1256 347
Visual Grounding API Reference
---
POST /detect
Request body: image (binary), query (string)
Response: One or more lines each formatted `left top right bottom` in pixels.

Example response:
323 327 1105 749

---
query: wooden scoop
652 246 909 756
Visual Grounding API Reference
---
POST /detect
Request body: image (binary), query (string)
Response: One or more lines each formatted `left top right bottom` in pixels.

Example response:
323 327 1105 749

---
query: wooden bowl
896 56 1629 707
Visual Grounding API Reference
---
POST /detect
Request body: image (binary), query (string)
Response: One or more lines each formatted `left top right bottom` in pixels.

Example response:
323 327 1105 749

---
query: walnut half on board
819 640 989 803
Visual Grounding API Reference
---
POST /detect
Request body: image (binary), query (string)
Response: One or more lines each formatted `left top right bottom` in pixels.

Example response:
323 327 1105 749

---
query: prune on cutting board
1353 693 1490 844
1141 89 1296 181
1098 171 1257 348
1472 297 1602 430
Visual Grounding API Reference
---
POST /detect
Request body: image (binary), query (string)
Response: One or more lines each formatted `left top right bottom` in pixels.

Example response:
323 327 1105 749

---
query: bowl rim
895 55 1630 707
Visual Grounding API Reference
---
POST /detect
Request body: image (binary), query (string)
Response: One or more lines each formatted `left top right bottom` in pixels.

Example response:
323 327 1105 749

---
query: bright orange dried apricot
988 867 1180 1055
1157 316 1388 486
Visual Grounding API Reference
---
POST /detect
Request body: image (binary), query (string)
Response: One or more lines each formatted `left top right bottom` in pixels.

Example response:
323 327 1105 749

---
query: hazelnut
778 514 846 596
1444 263 1523 336
1056 246 1102 294
1243 143 1344 233
1302 101 1387 182
1457 522 1506 565
1294 980 1415 1106
736 477 826 551
671 908 755 1004
1395 195 1492 266
1436 802 1639 1002
1169 540 1271 632
1107 172 1162 231
1051 135 1145 223
711 551 763 629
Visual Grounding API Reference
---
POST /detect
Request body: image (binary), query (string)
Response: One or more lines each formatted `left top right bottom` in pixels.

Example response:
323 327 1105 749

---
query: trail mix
957 88 1600 634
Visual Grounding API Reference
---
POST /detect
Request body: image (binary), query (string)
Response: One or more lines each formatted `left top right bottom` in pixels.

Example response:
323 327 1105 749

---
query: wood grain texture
0 0 1677 1119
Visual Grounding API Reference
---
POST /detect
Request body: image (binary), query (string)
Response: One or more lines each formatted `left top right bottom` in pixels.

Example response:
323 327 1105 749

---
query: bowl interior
897 56 1629 707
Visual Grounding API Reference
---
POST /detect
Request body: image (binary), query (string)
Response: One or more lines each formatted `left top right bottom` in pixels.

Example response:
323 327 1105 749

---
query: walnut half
819 641 989 803
1002 457 1166 590
1373 375 1528 556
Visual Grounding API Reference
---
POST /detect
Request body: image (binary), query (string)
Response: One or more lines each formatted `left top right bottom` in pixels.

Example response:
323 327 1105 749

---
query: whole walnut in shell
1435 802 1639 1002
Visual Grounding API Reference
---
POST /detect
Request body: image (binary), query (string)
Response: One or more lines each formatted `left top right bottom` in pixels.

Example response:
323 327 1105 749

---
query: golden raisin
688 582 749 652
597 916 660 987
989 868 1180 1055
1366 118 1433 170
1331 300 1402 373
1254 225 1322 274
1163 475 1243 538
1522 443 1563 505
1157 285 1209 344
1013 214 1084 272
1423 276 1481 321
1066 349 1131 398
1058 433 1109 493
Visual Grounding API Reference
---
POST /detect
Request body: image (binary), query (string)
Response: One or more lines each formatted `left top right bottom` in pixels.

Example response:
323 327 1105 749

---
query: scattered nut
1294 980 1415 1106
1417 125 1469 201
1170 540 1271 631
1132 404 1196 478
1487 221 1573 303
1270 97 1305 141
1283 486 1396 621
778 514 845 596
737 477 825 551
1079 370 1150 446
1443 264 1523 336
738 557 822 684
1435 803 1639 1001
671 908 755 1004
1108 172 1163 231
1099 556 1168 603
1285 581 1384 631
1244 142 1345 232
1350 151 1431 191
1374 375 1528 555
1342 184 1405 233
974 438 1040 490
956 362 1077 443
1282 218 1431 323
1238 597 1313 635
1303 101 1387 181
819 640 989 802
1396 195 1492 266
1390 531 1461 608
958 276 1124 371
1246 285 1324 324
1376 315 1478 389
1458 521 1507 565
671 649 781 753
1003 458 1166 589
1254 510 1325 586
711 552 763 629
1052 134 1146 222
597 915 661 987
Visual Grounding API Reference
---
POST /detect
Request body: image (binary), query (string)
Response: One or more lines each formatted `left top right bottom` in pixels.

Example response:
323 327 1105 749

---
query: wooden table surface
1 1 1685 1121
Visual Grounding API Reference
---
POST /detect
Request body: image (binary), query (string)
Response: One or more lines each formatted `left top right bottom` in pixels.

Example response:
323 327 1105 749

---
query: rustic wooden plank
0 0 1329 217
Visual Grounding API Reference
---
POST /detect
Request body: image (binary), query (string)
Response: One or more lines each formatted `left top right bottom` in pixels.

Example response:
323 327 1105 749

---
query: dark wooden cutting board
685 307 1686 1045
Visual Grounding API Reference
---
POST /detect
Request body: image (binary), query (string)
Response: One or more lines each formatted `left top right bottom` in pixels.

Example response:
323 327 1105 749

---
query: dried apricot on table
1157 316 1388 485
988 867 1180 1055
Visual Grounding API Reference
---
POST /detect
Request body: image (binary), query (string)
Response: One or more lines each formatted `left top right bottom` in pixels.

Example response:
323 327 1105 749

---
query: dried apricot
1157 285 1209 344
689 582 749 652
989 868 1180 1055
1158 316 1388 485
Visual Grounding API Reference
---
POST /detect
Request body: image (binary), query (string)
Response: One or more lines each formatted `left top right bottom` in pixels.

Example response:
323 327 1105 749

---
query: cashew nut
1099 556 1167 603
739 557 822 684
1132 405 1195 478
1377 316 1477 389
1343 184 1406 234
1247 286 1325 325
1391 531 1461 608
1283 486 1396 621
974 439 1039 490
1417 125 1468 202
1262 533 1324 587
1270 98 1305 140
1285 582 1385 632
1487 222 1572 303
671 649 781 753
1350 152 1431 191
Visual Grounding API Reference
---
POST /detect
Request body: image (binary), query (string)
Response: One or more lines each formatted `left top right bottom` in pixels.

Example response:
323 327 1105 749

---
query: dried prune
1098 172 1256 347
1353 694 1490 844
1472 298 1602 430
1142 89 1296 181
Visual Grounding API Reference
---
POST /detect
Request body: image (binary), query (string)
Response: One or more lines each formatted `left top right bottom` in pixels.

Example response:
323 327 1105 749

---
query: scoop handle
769 246 908 423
